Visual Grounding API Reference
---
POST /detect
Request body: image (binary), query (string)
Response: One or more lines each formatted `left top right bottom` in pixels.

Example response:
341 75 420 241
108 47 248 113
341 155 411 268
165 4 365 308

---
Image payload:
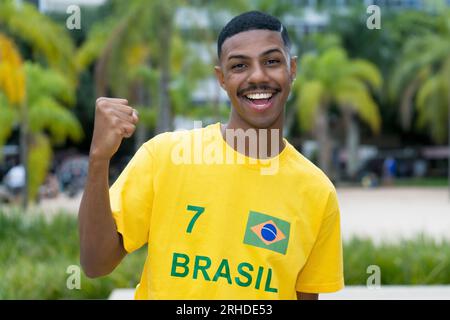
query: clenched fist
89 97 139 161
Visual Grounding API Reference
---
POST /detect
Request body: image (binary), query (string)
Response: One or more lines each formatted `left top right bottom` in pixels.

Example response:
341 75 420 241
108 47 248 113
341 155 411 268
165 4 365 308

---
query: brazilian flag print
243 211 290 255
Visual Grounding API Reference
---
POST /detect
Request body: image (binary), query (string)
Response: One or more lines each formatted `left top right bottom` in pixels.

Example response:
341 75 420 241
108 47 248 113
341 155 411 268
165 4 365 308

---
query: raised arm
78 97 139 278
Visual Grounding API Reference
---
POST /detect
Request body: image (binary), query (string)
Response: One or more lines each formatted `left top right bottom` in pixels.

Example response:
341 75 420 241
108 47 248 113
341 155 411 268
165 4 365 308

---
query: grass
1 209 450 299
344 236 450 285
393 177 449 187
0 209 146 299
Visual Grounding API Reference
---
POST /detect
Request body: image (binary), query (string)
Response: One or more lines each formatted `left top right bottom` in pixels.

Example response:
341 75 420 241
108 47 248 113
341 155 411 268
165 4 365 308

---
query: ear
289 55 298 84
214 65 226 91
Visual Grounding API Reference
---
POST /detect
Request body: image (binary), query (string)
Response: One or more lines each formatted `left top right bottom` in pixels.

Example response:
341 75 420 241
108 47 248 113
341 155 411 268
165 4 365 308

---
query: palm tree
24 62 83 200
295 45 382 179
415 59 450 144
0 0 77 84
0 0 81 205
0 41 83 203
390 11 450 144
76 0 184 142
0 32 25 153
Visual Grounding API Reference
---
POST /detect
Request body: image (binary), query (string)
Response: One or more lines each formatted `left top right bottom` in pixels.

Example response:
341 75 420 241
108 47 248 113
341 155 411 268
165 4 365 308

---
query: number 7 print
186 205 205 234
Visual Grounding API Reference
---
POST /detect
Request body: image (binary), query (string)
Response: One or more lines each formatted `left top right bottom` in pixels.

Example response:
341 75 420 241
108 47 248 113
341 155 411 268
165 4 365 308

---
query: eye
266 59 280 65
231 63 246 70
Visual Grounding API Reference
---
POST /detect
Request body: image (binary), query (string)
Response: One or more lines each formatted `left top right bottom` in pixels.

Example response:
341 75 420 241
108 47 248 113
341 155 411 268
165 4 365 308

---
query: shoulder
139 124 215 161
141 128 191 153
285 142 335 191
284 142 339 212
143 124 212 146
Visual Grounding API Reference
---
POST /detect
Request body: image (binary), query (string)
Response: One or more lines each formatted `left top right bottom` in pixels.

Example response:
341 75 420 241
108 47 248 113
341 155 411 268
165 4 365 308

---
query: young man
79 11 344 300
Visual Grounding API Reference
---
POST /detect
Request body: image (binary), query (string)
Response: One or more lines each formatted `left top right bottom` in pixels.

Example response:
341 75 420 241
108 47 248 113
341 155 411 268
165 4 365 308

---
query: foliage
296 45 382 133
0 33 25 105
0 209 146 299
0 0 77 85
24 62 83 199
389 11 450 143
0 60 83 201
25 62 82 144
27 134 52 201
344 235 450 285
0 1 83 203
0 33 23 154
294 42 383 175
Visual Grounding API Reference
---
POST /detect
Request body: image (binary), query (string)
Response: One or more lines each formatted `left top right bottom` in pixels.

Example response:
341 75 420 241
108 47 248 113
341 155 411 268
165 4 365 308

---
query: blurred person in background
382 156 397 185
3 163 25 203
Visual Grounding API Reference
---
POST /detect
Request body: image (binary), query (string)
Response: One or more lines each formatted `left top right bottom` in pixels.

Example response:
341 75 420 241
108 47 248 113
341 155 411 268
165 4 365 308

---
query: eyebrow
227 48 284 61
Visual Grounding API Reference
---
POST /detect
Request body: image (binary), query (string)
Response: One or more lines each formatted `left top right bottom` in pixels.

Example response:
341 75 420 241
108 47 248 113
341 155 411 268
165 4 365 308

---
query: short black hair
217 11 291 59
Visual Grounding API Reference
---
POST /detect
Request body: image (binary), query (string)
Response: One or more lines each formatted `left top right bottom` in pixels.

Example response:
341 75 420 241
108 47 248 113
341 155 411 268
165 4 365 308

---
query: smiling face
215 29 297 130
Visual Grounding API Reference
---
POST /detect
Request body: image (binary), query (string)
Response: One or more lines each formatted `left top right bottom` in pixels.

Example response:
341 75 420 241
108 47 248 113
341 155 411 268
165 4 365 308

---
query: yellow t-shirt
110 122 344 299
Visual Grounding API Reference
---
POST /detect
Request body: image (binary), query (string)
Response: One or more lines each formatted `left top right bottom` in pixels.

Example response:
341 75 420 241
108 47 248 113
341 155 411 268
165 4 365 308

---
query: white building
23 0 107 13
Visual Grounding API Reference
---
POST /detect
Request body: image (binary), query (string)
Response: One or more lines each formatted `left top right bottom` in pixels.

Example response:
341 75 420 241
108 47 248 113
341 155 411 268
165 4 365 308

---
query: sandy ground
19 187 450 242
337 187 450 243
29 192 83 217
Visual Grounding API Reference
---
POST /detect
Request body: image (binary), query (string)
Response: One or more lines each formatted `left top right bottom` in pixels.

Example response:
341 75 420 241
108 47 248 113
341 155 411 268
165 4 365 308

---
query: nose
247 62 270 85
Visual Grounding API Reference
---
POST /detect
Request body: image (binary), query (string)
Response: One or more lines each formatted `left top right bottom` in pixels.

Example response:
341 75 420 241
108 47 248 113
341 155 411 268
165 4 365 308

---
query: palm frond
24 62 75 106
0 93 18 149
0 0 77 84
335 87 381 134
296 80 324 132
415 69 449 143
28 96 83 145
347 59 382 91
0 32 25 105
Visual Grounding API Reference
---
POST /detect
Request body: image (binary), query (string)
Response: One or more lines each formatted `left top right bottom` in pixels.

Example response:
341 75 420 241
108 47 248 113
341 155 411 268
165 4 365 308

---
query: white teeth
245 92 273 100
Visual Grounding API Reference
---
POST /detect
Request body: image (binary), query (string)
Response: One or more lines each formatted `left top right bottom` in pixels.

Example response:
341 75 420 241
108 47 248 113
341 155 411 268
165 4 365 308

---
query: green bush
344 236 450 285
1 209 450 299
0 209 146 299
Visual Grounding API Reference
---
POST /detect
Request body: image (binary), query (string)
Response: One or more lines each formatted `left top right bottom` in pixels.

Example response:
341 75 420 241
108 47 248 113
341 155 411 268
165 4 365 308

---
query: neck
220 111 286 159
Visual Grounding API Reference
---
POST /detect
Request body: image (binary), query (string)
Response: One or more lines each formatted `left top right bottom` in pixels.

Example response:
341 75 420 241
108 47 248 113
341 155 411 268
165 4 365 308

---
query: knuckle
107 112 119 128
124 106 132 114
124 124 135 137
96 97 107 105
96 99 107 110
111 117 120 127
107 108 116 118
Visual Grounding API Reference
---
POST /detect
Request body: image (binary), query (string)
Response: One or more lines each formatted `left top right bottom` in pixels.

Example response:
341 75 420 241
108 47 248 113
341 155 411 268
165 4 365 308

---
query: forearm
78 158 126 278
297 292 319 300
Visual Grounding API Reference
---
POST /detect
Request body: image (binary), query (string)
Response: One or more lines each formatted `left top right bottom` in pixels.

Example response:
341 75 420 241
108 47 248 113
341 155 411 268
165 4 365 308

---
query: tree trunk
94 17 130 98
315 106 332 177
344 109 360 180
134 83 148 151
400 77 421 131
156 7 173 134
19 102 29 209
